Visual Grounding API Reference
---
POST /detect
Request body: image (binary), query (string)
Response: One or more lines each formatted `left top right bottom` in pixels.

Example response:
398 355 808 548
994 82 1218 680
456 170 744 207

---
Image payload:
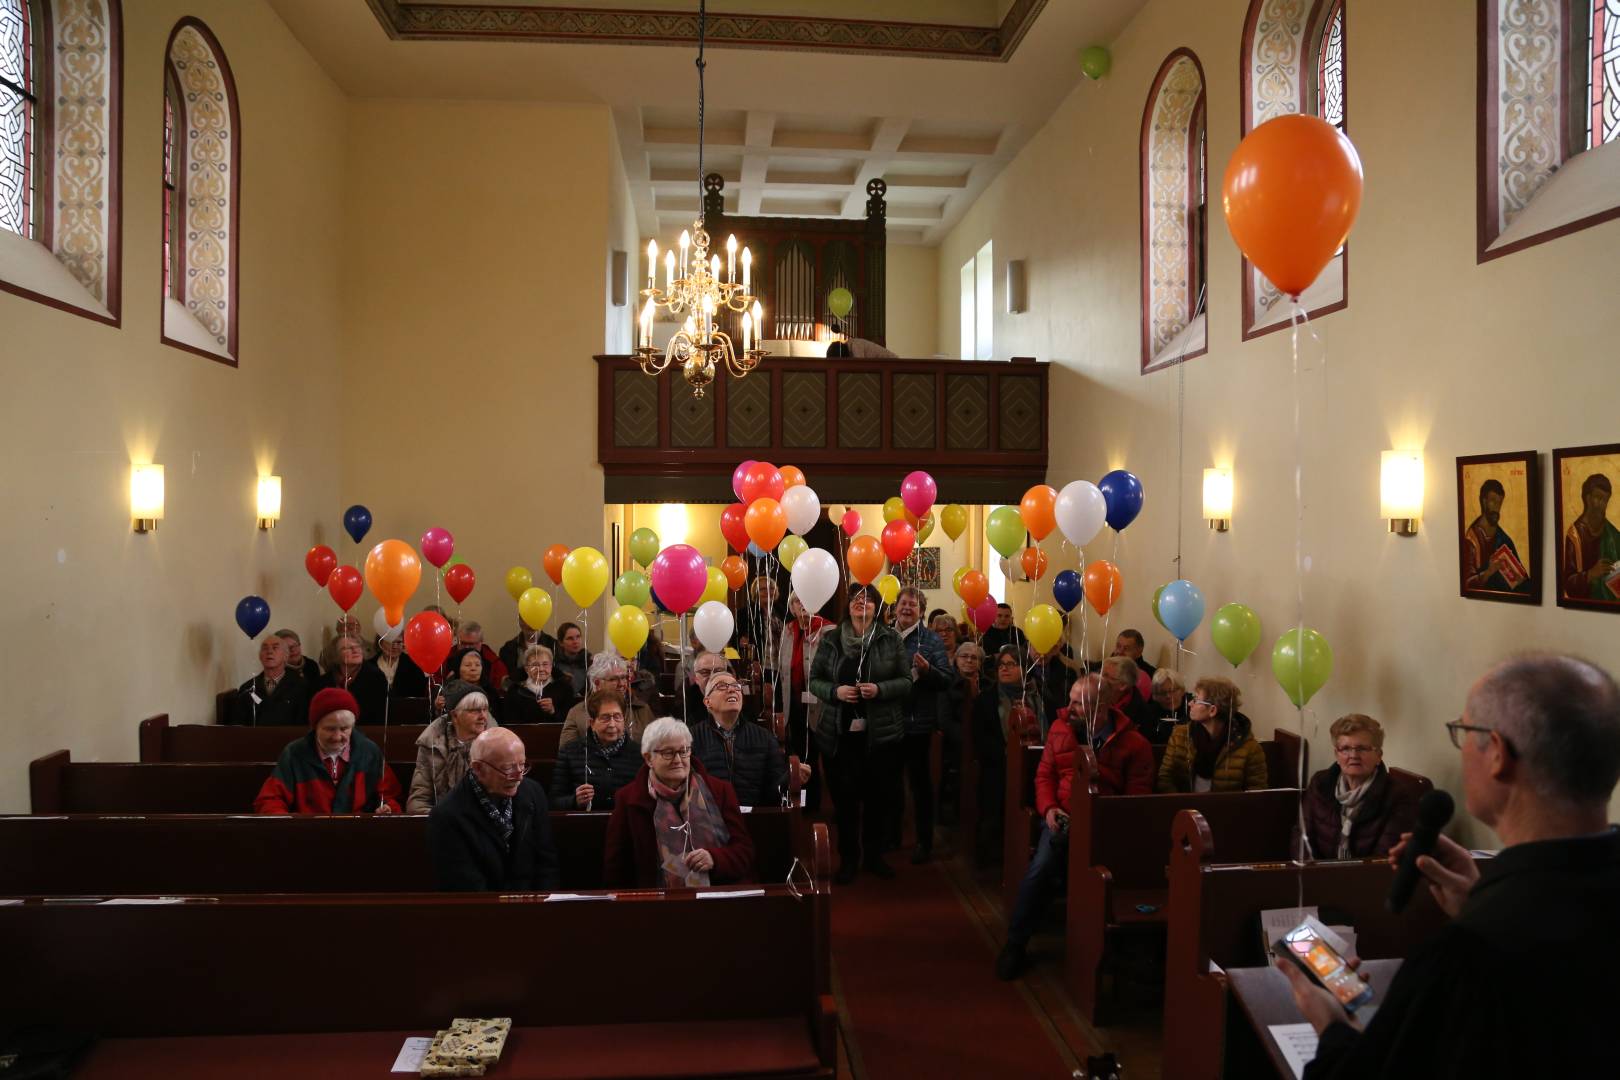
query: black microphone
1386 789 1455 914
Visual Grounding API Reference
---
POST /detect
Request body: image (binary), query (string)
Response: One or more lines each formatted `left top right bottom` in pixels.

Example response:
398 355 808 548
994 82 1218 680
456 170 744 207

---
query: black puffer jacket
547 731 642 812
688 715 790 808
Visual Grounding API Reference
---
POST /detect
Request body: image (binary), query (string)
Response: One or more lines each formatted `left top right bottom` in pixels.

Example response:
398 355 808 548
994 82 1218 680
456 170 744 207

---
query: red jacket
603 760 756 888
1037 706 1153 816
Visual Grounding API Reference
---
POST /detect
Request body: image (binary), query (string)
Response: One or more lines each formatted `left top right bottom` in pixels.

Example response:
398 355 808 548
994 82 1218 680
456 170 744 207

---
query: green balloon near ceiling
1080 45 1112 81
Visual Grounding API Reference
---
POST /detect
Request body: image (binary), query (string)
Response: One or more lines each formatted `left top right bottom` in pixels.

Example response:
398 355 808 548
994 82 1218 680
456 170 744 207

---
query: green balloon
777 534 809 570
827 287 854 319
1211 603 1262 668
1080 45 1111 80
1151 584 1168 630
1271 627 1333 708
986 506 1026 559
614 570 652 609
628 527 660 569
444 554 468 571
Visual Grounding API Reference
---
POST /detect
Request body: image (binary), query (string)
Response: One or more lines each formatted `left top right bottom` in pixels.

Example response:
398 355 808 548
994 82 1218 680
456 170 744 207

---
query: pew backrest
139 714 561 762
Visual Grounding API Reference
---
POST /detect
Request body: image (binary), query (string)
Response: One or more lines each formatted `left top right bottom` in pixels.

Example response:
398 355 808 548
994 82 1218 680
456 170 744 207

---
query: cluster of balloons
1145 590 1334 708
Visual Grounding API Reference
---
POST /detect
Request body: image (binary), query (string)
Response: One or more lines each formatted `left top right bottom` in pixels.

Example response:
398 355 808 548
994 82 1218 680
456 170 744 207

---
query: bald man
427 727 559 892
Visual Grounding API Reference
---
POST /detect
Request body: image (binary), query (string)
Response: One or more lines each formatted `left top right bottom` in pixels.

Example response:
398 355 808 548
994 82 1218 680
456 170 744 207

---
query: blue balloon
650 586 671 614
342 504 373 544
747 541 767 558
235 595 270 639
1097 470 1144 531
1052 569 1084 613
1158 579 1205 642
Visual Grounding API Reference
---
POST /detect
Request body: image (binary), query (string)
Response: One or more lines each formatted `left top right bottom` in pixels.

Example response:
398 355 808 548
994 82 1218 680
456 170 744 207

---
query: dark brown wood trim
1477 0 1500 259
1140 47 1208 374
159 333 237 367
163 59 185 305
1455 450 1542 606
1478 205 1620 262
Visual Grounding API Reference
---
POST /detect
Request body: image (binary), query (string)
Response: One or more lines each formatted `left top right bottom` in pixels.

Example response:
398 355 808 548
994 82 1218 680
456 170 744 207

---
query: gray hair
452 690 490 715
588 652 628 684
955 642 984 660
640 716 692 756
460 621 483 637
687 649 725 677
1151 667 1185 693
274 628 301 644
1468 654 1620 806
1102 655 1139 687
521 644 553 667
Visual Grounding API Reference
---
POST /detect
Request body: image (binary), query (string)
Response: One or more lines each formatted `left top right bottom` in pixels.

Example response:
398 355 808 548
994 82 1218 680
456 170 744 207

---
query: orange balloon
720 554 748 591
1020 546 1048 581
780 465 806 489
543 544 570 585
744 497 788 551
847 535 884 586
364 539 423 626
1083 560 1123 617
1019 484 1058 542
1223 113 1363 299
958 568 989 609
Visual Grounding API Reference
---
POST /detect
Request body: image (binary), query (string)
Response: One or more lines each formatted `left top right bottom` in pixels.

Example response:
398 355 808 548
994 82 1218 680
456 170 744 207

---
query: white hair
588 652 628 683
640 717 692 756
451 690 490 715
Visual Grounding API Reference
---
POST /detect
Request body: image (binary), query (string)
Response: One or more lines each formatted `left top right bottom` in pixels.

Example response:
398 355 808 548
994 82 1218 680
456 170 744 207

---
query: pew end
137 714 171 762
29 749 70 814
1001 728 1045 915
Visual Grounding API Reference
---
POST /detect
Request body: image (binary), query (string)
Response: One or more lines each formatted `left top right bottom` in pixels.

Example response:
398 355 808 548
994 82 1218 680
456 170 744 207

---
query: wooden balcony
596 354 1049 503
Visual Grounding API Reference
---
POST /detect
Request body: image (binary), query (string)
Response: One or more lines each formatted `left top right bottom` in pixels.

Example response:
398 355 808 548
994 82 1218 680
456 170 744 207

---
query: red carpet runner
828 857 1080 1079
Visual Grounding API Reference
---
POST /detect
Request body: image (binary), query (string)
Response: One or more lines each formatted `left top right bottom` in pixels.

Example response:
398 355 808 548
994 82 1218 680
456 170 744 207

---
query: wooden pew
0 807 812 895
1001 729 1045 912
139 713 562 762
1064 746 1301 1023
1162 807 1450 1080
29 751 557 813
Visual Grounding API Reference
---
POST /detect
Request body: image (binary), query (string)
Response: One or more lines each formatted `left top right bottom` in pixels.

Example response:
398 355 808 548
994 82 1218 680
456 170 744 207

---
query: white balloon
782 484 821 536
693 600 735 653
790 548 839 614
372 606 403 641
1054 480 1107 548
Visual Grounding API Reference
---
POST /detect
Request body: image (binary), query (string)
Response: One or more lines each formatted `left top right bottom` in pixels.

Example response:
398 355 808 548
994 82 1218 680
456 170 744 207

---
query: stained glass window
0 0 35 238
1591 0 1620 149
1318 0 1346 131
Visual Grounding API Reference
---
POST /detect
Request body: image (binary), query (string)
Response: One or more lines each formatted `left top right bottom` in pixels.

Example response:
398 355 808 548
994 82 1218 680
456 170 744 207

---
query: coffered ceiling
269 0 1146 245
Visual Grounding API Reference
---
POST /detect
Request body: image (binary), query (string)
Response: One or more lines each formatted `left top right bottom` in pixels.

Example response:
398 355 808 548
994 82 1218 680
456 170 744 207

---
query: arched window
1139 48 1207 373
0 0 121 323
1238 0 1348 340
1480 0 1620 260
161 18 239 364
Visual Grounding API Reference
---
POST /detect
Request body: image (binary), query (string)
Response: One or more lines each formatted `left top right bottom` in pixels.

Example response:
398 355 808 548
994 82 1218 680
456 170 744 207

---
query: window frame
0 0 49 241
1139 47 1209 374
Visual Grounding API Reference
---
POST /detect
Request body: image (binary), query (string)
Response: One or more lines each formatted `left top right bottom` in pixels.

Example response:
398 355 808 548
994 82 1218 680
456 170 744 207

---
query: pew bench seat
1110 886 1168 925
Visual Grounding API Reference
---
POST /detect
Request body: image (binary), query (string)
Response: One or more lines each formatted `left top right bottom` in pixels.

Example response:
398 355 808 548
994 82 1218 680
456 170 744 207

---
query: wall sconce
131 464 164 533
1203 467 1233 532
257 475 282 530
1380 450 1424 536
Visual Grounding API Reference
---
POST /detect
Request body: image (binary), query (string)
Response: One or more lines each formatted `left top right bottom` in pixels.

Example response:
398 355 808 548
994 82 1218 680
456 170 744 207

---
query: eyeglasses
652 747 692 761
1445 720 1493 749
1334 744 1379 756
708 683 742 695
475 760 528 780
1191 698 1216 708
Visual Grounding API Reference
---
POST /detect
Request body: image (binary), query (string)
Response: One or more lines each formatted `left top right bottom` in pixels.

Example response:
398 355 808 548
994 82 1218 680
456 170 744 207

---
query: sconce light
257 475 282 530
131 464 164 533
1203 467 1233 532
1380 450 1424 536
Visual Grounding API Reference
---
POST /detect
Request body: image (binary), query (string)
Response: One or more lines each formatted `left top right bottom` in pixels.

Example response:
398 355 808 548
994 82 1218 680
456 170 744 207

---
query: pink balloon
840 510 861 537
972 596 998 633
731 460 757 503
901 470 937 519
420 527 454 569
649 544 708 614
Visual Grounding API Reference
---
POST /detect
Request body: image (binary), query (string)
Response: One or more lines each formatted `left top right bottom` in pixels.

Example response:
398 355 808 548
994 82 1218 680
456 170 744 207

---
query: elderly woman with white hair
559 652 651 749
504 643 577 724
407 680 499 814
1144 667 1189 743
603 717 755 888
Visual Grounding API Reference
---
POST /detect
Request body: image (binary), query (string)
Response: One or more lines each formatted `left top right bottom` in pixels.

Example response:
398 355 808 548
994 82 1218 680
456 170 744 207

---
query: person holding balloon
368 630 429 701
775 591 832 814
893 586 952 864
547 689 641 813
228 634 312 726
689 671 806 809
1155 676 1269 793
320 636 390 730
559 654 650 751
809 583 911 885
406 680 496 815
440 647 505 723
254 688 403 815
504 644 576 725
553 622 591 700
971 646 1040 865
499 617 557 690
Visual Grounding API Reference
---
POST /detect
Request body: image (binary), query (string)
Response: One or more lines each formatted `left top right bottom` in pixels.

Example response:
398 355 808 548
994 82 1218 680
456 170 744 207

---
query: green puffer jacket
808 621 911 756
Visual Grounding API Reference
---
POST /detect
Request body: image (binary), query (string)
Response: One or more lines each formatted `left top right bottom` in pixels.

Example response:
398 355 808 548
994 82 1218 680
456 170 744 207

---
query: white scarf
1333 769 1375 859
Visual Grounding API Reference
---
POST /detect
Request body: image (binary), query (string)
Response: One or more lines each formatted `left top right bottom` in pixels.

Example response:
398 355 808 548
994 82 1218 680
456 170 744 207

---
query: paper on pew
1268 1023 1317 1079
390 1036 433 1072
0 899 21 906
697 889 767 899
99 897 187 905
542 892 617 902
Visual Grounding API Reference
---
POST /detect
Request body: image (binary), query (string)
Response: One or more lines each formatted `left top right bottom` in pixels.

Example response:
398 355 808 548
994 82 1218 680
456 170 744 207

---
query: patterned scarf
1333 768 1375 860
468 772 514 850
649 772 730 888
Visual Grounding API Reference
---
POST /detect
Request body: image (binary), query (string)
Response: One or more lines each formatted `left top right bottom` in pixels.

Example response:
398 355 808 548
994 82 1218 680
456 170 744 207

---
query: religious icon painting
1456 451 1540 605
1553 443 1620 612
896 547 941 589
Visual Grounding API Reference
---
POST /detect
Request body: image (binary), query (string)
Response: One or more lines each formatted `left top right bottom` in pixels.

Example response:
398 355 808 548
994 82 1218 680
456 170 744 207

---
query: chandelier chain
696 0 706 212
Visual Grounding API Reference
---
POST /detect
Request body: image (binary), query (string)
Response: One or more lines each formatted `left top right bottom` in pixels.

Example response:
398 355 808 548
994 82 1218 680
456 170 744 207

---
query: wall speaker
1006 259 1027 314
611 250 629 307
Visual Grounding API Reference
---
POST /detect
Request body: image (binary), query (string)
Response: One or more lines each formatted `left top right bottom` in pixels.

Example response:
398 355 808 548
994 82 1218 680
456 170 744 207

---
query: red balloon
739 461 786 505
444 563 476 604
840 510 861 537
326 565 363 612
720 502 750 552
404 612 454 675
881 519 916 565
305 545 337 588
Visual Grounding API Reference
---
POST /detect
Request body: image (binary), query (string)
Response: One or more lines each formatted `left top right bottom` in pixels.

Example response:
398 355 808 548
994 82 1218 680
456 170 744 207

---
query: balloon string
1290 299 1308 898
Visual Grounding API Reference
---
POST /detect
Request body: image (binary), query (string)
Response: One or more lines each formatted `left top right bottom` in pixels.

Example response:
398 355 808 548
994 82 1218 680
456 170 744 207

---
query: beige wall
937 0 1620 839
884 244 940 356
0 0 349 810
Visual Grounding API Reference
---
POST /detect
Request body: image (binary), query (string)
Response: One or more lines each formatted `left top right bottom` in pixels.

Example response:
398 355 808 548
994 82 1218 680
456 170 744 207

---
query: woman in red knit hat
253 687 403 814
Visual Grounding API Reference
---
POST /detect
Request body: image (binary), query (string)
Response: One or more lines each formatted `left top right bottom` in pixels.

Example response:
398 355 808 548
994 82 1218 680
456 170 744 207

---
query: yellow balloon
777 534 808 570
700 565 728 606
1024 602 1064 655
505 566 534 601
882 496 907 523
952 565 972 597
876 573 901 605
916 512 935 544
517 587 553 631
607 603 650 657
561 546 609 608
941 503 969 541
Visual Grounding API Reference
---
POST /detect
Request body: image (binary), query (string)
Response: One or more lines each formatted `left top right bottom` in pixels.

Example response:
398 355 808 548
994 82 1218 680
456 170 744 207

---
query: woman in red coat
603 717 755 889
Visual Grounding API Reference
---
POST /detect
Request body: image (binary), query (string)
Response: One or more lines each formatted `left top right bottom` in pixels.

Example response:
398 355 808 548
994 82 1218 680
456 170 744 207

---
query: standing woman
554 622 591 700
809 583 910 884
777 591 832 812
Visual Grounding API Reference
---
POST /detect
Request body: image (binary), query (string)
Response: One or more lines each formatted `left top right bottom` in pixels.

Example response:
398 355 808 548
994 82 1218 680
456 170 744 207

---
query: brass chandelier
635 0 766 398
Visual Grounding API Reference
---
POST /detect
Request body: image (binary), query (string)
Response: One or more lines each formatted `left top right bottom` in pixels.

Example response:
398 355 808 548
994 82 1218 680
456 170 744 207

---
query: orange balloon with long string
542 544 570 586
958 569 989 609
1083 559 1123 616
1020 546 1048 581
720 555 748 591
744 497 788 551
1222 113 1363 299
846 535 884 585
1019 484 1058 542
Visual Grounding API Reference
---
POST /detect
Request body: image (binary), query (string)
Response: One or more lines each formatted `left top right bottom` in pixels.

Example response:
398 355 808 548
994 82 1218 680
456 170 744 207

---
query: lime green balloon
1080 44 1111 80
1152 584 1168 630
614 570 651 608
986 506 1025 559
1211 603 1262 668
777 534 808 570
1271 627 1334 708
827 287 854 319
628 527 660 568
444 554 468 570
